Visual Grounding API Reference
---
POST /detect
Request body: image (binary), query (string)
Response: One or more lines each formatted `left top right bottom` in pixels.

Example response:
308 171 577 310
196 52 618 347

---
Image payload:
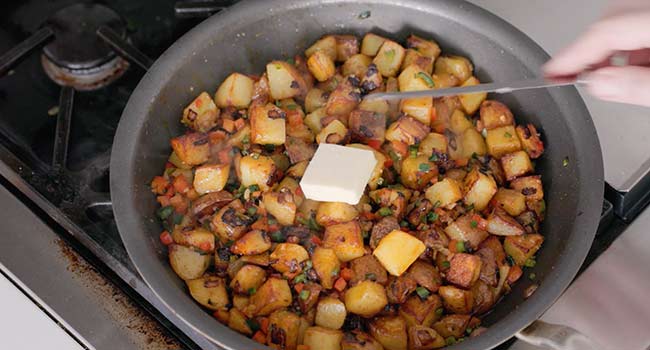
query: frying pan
110 0 604 349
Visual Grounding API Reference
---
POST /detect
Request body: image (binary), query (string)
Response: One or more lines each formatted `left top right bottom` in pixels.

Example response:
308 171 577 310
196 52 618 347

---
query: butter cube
373 230 426 276
300 144 377 205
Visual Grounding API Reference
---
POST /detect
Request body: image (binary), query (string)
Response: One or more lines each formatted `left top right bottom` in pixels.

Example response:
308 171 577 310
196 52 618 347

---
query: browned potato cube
406 34 441 60
304 107 327 134
334 35 360 62
250 103 286 145
266 61 307 100
305 88 329 113
230 264 266 294
267 310 301 350
232 294 249 311
419 133 447 156
182 91 219 132
516 124 545 159
504 233 544 266
432 314 473 338
349 109 386 143
228 308 252 335
434 55 473 82
316 201 359 226
215 72 255 109
400 97 434 126
316 119 349 144
317 73 344 93
431 96 460 132
345 281 388 318
193 164 230 195
401 49 434 74
385 116 430 145
360 63 383 93
341 330 384 350
480 100 514 130
444 214 489 249
239 154 278 191
369 187 410 219
270 243 309 274
170 132 210 166
312 247 341 289
446 253 482 288
463 168 497 211
449 109 473 135
373 40 406 77
425 178 463 209
343 54 372 78
486 125 522 158
231 230 272 255
510 175 544 201
373 230 426 277
369 316 408 350
263 189 297 226
400 155 438 190
407 261 442 292
171 227 215 252
486 209 525 236
493 188 527 216
186 275 228 310
399 65 435 92
459 76 487 115
399 294 443 328
431 73 460 88
303 326 343 350
472 280 496 314
315 297 347 329
245 277 292 317
305 35 337 61
438 285 474 314
461 128 488 158
501 150 533 180
408 325 446 349
212 200 252 242
361 33 388 57
308 51 336 82
168 244 211 280
323 220 365 262
325 76 362 116
350 254 388 286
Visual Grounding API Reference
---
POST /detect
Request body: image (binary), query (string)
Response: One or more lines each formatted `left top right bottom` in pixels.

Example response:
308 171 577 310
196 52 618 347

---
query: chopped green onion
418 163 431 172
377 207 393 217
524 258 537 268
529 273 537 280
409 145 418 158
172 213 184 225
427 212 439 223
466 327 474 335
435 307 444 316
429 153 439 162
247 207 258 216
286 58 295 65
229 255 237 262
456 241 466 253
504 132 512 138
249 184 260 192
441 260 450 269
293 273 307 284
362 230 369 239
466 204 475 212
264 144 276 152
415 286 430 299
299 290 310 300
246 319 260 332
157 206 174 220
225 240 234 247
331 266 340 277
506 255 516 266
365 273 377 280
267 217 277 225
308 217 322 231
286 104 299 110
400 220 410 227
432 200 441 209
270 230 285 242
275 100 282 107
242 134 250 144
305 260 313 270
445 336 457 346
470 220 478 228
388 150 401 164
416 72 435 88
248 287 257 295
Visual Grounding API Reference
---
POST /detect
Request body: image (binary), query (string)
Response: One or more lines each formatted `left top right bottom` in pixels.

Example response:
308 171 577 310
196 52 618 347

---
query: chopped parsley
427 212 439 223
331 266 340 277
506 255 516 266
432 200 441 209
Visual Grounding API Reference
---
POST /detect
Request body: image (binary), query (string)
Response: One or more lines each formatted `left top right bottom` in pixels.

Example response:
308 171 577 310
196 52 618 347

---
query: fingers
543 12 650 77
583 66 650 106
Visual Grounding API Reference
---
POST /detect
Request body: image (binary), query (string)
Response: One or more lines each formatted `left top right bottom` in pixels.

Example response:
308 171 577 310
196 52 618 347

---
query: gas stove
0 1 647 349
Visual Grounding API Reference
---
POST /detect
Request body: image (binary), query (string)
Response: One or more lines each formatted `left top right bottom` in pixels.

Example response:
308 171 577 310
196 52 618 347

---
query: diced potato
369 187 410 219
335 35 360 62
501 150 533 180
445 168 467 182
317 119 349 144
487 209 525 236
312 247 341 289
308 51 337 82
170 133 210 166
486 125 522 158
213 309 229 323
215 72 255 108
516 124 545 159
359 98 389 115
493 188 527 216
419 133 447 156
341 331 384 350
401 49 434 74
263 190 297 226
449 109 473 135
400 97 434 125
228 308 252 335
425 178 463 209
361 33 387 57
463 168 497 211
186 275 228 310
461 128 487 158
318 73 344 93
408 325 446 349
212 200 251 242
510 176 544 201
239 154 277 191
267 310 301 350
446 253 482 288
343 54 372 78
459 76 487 115
345 281 388 318
438 285 474 314
434 55 473 82
230 264 266 294
398 65 434 92
168 151 192 170
299 199 321 219
230 230 272 255
317 202 359 226
227 124 251 148
182 91 219 132
305 88 329 113
400 155 438 190
369 316 408 350
323 220 365 262
348 110 386 143
385 77 401 119
270 243 309 274
326 76 362 117
431 96 460 132
266 61 307 100
278 176 304 207
306 35 337 61
168 244 211 280
232 294 249 311
385 116 430 145
303 326 344 350
304 107 327 134
399 294 443 327
472 280 496 314
373 40 406 77
433 315 473 338
250 103 286 145
444 214 489 249
360 63 383 92
504 233 544 266
431 73 460 88
245 277 292 316
406 35 441 60
480 100 514 130
171 227 215 252
315 297 347 329
193 164 229 195
239 252 270 267
373 230 425 276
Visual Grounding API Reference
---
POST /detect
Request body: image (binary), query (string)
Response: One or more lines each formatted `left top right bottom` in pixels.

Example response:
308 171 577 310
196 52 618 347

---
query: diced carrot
449 239 460 253
217 148 232 165
198 241 213 252
384 157 394 168
310 236 322 245
186 188 200 201
159 231 173 245
297 345 310 350
391 140 408 157
252 331 266 344
169 194 189 214
367 139 382 151
234 118 245 130
151 176 169 195
268 224 280 232
259 317 270 334
251 218 268 231
164 185 175 197
295 186 303 197
340 268 354 281
195 97 203 108
172 175 190 194
157 195 171 207
208 130 228 144
507 265 523 285
222 119 235 133
252 191 262 198
360 211 377 221
334 277 347 292
294 283 305 293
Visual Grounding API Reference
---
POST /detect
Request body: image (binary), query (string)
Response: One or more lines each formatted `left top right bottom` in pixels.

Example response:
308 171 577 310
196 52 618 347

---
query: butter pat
300 144 377 204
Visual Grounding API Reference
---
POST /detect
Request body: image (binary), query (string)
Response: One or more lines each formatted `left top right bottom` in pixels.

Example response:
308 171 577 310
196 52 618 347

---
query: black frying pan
110 0 604 349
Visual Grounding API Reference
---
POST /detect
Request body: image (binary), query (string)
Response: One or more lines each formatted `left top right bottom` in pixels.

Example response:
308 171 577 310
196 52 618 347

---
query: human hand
543 11 650 107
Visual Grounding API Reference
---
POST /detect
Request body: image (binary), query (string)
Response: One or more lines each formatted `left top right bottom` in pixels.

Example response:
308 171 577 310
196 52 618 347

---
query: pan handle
515 320 605 350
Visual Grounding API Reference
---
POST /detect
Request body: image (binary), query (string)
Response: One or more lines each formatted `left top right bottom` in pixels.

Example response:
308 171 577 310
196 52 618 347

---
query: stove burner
41 3 129 90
